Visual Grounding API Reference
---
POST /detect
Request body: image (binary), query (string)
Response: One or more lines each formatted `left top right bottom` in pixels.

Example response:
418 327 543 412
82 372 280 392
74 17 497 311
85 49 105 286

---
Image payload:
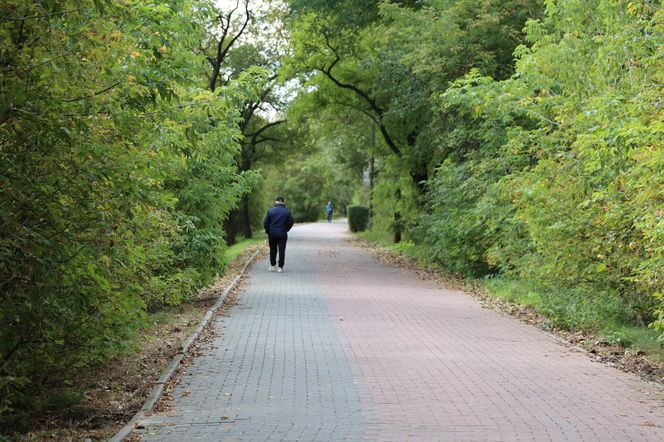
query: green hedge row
348 205 370 232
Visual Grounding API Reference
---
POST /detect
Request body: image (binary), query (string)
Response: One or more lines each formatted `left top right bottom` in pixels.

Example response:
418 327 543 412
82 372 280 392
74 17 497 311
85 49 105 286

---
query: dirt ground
3 244 264 442
351 237 664 386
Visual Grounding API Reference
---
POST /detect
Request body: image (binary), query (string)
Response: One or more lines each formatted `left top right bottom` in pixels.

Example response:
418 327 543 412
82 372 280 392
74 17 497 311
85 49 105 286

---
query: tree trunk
369 155 375 221
223 212 239 246
240 195 252 239
393 187 402 244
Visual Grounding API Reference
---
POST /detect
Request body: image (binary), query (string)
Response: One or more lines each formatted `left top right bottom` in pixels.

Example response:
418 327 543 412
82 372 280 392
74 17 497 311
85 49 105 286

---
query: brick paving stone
136 221 664 441
138 222 367 442
313 223 664 441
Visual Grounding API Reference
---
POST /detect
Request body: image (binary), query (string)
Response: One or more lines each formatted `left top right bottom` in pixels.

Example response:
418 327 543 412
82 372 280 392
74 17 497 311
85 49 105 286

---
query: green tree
424 0 663 333
500 0 663 329
199 1 292 244
0 0 259 415
284 0 542 241
262 90 370 222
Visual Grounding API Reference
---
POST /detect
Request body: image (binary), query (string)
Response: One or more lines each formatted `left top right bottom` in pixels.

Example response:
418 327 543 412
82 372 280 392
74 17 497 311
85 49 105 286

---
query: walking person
263 196 294 273
325 200 334 223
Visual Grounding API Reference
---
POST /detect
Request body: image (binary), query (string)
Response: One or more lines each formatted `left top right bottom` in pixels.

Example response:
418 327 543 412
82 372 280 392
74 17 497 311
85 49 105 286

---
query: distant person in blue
263 196 294 273
325 201 334 223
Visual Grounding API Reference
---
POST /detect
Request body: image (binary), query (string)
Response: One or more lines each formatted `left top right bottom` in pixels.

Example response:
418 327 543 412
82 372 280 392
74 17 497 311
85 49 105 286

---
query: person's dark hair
275 196 284 203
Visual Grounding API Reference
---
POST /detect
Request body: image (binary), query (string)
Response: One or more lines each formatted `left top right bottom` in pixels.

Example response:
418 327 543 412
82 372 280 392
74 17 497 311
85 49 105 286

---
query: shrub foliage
0 0 261 414
348 206 370 232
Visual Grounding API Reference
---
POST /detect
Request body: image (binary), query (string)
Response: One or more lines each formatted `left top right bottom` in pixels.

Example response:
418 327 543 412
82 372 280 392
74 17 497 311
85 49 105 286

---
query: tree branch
253 136 282 146
208 0 251 91
239 101 261 132
4 49 73 76
239 84 277 132
219 1 251 72
317 35 402 158
247 119 286 142
63 82 119 102
209 26 229 91
0 109 13 127
516 107 561 127
331 100 380 126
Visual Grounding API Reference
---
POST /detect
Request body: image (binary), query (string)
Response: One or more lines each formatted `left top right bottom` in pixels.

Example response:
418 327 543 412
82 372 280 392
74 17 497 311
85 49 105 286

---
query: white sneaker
277 267 283 273
269 265 276 272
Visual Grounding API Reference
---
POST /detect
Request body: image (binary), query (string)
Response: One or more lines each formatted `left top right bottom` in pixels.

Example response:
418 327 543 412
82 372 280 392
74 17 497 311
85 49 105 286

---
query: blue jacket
263 204 294 239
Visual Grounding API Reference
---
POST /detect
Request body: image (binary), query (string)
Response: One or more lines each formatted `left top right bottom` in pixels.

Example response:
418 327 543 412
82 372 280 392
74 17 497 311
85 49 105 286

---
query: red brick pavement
312 222 664 441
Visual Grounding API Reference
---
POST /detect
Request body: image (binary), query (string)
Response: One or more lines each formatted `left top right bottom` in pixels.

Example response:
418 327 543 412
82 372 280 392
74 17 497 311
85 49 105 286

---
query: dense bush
0 0 259 415
423 0 663 331
503 0 661 329
348 205 370 232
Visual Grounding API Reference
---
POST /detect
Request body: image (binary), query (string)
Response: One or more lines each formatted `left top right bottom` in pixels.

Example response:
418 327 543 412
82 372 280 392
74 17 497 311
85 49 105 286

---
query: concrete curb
108 249 260 442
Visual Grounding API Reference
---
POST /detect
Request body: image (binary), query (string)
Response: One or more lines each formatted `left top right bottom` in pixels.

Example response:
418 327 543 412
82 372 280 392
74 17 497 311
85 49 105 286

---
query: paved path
135 221 664 441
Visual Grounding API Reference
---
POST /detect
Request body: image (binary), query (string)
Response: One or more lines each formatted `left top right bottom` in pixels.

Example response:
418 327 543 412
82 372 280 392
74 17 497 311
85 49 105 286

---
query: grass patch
485 276 619 331
484 277 664 359
145 303 199 331
484 278 542 309
357 230 455 272
358 230 429 262
357 229 393 246
224 237 263 266
609 327 664 361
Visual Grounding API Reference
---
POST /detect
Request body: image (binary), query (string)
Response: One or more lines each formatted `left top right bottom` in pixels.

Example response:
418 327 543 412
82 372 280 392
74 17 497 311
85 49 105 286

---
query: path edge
108 249 260 442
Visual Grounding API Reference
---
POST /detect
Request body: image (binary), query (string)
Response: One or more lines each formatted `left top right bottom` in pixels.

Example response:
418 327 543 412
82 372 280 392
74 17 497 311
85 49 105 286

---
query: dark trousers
268 236 287 267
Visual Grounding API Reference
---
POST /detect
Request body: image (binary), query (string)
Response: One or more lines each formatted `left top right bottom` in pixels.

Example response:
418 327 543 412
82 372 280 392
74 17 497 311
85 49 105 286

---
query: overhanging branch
249 119 286 145
317 35 402 158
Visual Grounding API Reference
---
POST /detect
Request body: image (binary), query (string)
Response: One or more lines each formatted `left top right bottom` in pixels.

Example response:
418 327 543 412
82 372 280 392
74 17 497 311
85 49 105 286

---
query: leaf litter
9 244 264 441
351 237 664 386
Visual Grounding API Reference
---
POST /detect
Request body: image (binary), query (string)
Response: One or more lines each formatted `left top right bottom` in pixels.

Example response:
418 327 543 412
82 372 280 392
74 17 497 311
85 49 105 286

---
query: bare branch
228 0 241 17
209 0 251 91
218 1 251 81
209 27 230 91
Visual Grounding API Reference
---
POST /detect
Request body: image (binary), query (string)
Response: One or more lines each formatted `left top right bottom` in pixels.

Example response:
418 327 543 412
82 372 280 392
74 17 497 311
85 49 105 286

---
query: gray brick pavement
137 223 367 441
135 221 664 441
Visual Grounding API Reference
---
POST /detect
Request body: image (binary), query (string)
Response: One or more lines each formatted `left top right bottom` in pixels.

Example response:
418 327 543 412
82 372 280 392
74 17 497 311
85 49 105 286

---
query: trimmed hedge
347 205 370 232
